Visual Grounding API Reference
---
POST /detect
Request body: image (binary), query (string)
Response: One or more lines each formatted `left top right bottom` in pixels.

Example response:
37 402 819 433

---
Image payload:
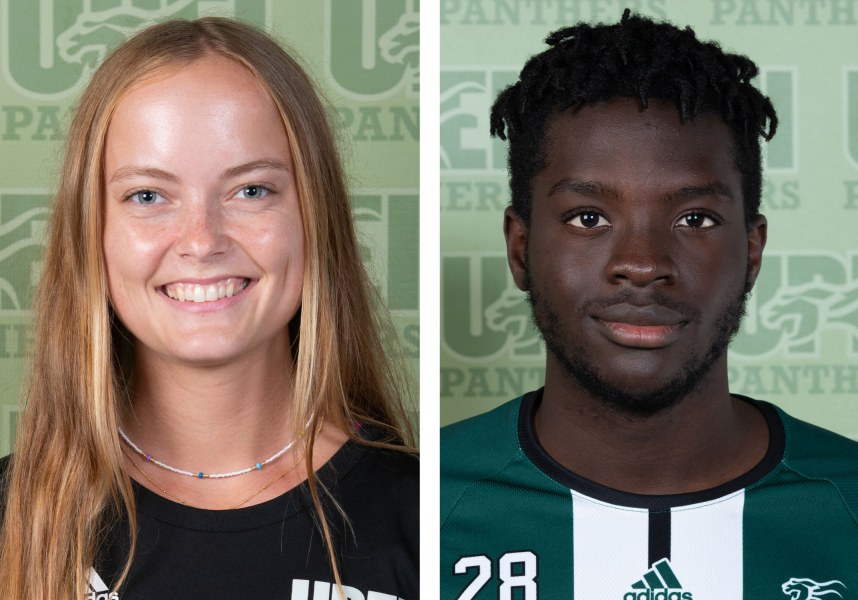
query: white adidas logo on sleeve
86 568 119 600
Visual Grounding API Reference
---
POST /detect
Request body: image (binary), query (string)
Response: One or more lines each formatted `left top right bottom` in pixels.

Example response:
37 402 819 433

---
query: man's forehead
542 99 735 168
533 97 743 204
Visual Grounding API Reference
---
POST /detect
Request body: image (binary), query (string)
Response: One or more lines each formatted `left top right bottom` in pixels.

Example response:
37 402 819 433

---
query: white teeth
164 277 249 303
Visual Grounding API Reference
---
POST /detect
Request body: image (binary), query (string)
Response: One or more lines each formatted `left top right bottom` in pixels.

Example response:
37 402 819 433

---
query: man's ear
746 214 767 289
504 207 530 291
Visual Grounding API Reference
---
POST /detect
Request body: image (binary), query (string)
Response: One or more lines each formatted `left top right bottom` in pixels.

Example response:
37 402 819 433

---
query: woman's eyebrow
108 166 178 184
221 159 291 179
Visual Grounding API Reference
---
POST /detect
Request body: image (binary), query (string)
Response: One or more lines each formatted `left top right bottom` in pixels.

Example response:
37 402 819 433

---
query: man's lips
591 304 688 349
597 321 684 348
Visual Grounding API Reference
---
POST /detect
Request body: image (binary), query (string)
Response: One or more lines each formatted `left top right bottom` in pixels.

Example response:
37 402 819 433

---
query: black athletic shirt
2 437 418 600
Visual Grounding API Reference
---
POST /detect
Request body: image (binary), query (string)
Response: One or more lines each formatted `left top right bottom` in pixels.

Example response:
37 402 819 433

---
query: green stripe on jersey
442 397 574 598
743 406 858 597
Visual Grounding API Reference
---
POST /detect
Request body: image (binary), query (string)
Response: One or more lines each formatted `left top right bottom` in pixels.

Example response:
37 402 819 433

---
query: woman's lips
162 277 250 303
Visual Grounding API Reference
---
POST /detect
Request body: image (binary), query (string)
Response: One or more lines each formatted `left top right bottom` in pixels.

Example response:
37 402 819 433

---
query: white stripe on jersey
570 488 745 599
671 490 745 600
571 490 650 598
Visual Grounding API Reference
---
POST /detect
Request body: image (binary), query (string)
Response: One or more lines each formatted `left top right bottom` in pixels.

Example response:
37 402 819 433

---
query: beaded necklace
121 446 306 509
118 414 313 479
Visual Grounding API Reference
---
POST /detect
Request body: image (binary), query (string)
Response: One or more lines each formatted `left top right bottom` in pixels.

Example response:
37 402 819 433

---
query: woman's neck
122 340 300 474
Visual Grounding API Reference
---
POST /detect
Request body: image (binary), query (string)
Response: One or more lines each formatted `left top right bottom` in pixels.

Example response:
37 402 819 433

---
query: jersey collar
518 388 786 509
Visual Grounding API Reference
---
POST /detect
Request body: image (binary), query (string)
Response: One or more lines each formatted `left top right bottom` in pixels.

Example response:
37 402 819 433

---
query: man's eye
127 190 162 204
568 211 609 228
236 185 270 199
676 212 717 228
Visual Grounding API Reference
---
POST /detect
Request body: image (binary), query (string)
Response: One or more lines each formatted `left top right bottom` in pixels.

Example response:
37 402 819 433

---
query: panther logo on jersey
781 578 847 600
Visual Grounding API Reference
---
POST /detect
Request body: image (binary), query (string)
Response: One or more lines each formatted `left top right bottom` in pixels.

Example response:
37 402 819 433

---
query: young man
441 11 858 599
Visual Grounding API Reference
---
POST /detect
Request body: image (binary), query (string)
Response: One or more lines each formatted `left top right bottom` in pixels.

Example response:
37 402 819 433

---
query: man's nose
604 223 677 287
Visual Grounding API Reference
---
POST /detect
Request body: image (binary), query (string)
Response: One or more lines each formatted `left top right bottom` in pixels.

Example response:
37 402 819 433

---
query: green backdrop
0 0 419 455
440 0 858 438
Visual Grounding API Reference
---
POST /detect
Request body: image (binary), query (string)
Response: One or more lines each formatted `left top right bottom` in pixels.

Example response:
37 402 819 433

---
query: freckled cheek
103 222 169 296
122 229 168 256
102 247 140 315
253 225 304 276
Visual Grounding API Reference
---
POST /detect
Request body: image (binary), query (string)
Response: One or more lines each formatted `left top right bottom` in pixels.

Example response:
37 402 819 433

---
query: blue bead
256 463 262 470
198 472 204 479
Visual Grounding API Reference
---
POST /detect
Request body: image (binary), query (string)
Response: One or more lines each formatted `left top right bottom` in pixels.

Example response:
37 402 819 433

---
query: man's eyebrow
548 178 620 201
548 178 736 203
670 182 736 202
108 159 291 185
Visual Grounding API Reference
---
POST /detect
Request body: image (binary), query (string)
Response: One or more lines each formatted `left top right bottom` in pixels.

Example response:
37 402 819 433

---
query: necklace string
122 447 306 509
118 414 313 479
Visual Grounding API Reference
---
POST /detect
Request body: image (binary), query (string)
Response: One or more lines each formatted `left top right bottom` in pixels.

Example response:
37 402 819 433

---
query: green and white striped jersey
441 389 858 599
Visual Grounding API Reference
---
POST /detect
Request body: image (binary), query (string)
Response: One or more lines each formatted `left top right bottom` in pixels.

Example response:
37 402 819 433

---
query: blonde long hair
0 18 414 599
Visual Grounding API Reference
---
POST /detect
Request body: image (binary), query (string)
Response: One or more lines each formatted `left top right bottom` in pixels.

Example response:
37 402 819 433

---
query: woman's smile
162 277 252 303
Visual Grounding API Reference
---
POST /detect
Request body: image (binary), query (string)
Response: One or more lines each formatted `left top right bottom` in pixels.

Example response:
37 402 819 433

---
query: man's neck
535 358 770 495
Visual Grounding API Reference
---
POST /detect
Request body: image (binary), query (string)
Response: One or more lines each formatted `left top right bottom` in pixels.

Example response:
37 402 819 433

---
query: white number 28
454 551 538 599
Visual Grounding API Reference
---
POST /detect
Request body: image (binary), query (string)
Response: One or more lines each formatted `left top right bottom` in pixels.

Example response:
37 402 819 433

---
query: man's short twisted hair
490 9 778 227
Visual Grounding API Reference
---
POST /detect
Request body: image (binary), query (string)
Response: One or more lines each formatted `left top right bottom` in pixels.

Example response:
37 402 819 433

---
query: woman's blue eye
130 190 160 204
238 185 269 199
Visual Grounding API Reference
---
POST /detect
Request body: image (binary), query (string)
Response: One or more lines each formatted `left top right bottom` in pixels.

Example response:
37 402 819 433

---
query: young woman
0 18 417 599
